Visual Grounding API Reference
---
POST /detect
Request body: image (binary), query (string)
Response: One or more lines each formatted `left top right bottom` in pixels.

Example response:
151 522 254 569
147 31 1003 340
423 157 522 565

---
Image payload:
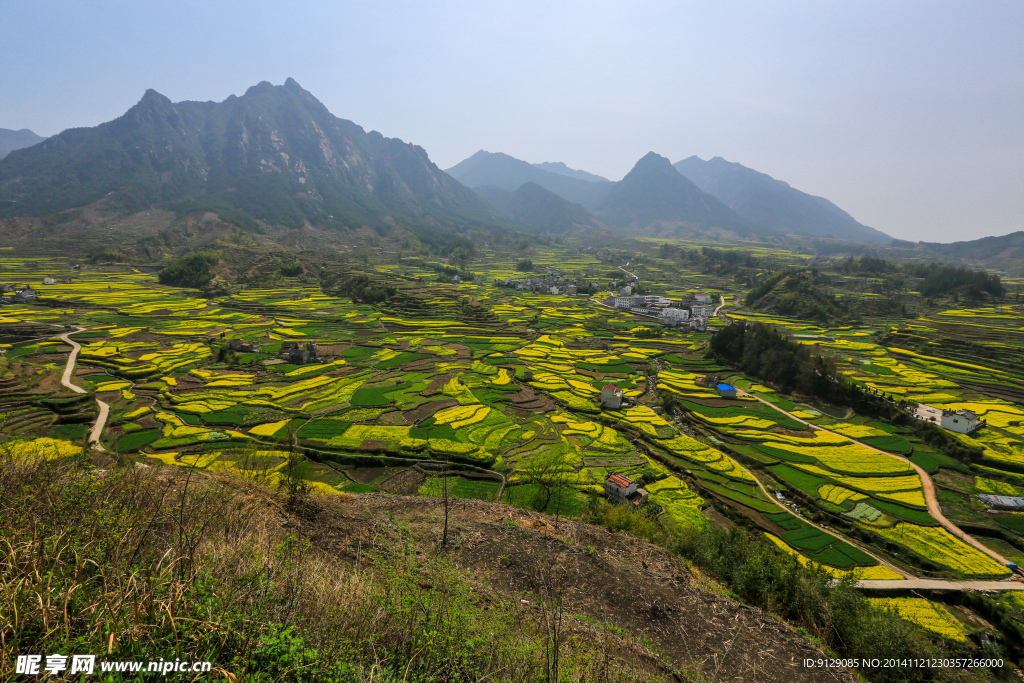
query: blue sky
2 1 1021 242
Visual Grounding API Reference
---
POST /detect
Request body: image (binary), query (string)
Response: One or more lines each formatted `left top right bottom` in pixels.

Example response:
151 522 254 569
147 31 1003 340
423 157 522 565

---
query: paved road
858 578 1024 591
740 390 1011 567
58 328 109 452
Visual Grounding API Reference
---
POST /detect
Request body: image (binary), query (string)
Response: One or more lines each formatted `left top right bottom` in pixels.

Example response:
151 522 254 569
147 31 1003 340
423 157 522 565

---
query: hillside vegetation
745 270 850 323
3 449 995 683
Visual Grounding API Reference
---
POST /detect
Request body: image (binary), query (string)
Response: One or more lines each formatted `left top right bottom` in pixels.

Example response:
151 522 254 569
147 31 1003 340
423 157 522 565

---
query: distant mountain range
474 182 598 233
594 152 765 236
674 156 891 244
448 149 890 243
0 82 899 247
532 161 609 183
0 128 46 159
0 80 496 241
448 150 765 237
919 231 1024 274
446 151 612 207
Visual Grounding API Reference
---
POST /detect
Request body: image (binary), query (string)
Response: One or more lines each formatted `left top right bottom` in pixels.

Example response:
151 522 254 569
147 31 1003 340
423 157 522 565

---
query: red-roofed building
604 473 649 508
600 383 624 409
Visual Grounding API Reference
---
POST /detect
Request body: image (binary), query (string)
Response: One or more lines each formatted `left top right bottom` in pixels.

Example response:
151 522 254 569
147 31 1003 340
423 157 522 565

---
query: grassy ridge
0 452 682 682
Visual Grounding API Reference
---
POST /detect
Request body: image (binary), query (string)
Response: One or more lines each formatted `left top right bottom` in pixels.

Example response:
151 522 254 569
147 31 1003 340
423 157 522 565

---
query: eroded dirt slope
286 491 857 683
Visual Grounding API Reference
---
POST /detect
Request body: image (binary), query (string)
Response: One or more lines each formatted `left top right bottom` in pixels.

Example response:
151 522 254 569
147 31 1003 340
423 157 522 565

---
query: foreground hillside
0 451 865 682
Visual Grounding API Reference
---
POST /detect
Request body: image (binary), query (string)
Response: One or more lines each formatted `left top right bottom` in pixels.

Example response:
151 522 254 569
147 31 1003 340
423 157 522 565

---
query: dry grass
0 446 687 682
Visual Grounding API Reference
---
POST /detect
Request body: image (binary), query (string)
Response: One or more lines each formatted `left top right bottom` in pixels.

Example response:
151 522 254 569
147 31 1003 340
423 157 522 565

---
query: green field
3 243 1022 583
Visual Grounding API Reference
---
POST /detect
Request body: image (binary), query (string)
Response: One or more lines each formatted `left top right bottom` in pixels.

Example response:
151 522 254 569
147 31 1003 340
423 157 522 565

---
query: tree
450 246 472 269
521 446 570 518
157 251 221 288
441 452 451 549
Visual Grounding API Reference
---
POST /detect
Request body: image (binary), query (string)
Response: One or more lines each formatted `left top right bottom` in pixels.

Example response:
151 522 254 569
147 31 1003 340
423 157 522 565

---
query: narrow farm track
859 578 1024 592
713 294 726 317
617 264 639 280
57 328 109 452
661 407 910 579
740 390 1013 568
744 467 914 579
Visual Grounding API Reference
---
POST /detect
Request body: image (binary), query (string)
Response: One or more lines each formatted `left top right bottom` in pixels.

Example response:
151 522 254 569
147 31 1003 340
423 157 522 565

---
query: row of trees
328 274 398 305
833 257 1005 299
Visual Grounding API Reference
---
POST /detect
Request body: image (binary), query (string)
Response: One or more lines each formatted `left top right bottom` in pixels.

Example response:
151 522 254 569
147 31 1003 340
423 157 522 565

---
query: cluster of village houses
0 284 38 304
225 337 321 365
495 269 592 296
495 269 720 331
1 275 79 305
608 289 717 331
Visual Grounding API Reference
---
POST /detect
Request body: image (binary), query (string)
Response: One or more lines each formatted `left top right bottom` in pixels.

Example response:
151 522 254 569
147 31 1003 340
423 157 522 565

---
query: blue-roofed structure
716 383 737 398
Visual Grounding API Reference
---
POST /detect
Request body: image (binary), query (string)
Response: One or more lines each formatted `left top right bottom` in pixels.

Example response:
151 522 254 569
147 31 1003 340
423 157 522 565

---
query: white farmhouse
604 473 649 508
600 383 624 409
941 409 983 434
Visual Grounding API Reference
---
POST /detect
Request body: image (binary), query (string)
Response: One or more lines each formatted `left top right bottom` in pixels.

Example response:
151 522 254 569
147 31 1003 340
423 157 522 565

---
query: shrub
158 251 221 288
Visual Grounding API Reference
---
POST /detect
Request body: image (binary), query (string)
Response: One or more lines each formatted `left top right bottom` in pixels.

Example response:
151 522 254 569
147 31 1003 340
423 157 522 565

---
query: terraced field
4 250 1024 592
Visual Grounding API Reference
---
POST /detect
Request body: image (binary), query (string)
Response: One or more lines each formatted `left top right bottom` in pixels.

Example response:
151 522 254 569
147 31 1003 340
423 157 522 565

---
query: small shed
716 383 738 399
228 339 259 353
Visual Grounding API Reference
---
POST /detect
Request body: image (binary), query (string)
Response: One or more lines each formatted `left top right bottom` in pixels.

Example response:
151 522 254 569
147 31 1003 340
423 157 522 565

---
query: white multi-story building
662 308 690 325
691 304 715 318
614 296 647 309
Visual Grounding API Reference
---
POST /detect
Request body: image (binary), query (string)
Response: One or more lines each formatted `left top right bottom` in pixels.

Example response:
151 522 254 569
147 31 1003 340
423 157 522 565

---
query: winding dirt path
660 412 910 579
858 578 1024 591
744 467 913 579
740 390 1011 567
58 328 109 452
713 294 726 317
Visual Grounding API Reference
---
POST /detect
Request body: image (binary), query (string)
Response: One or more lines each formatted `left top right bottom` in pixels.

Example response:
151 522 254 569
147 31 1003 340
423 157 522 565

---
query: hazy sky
2 1 1021 242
